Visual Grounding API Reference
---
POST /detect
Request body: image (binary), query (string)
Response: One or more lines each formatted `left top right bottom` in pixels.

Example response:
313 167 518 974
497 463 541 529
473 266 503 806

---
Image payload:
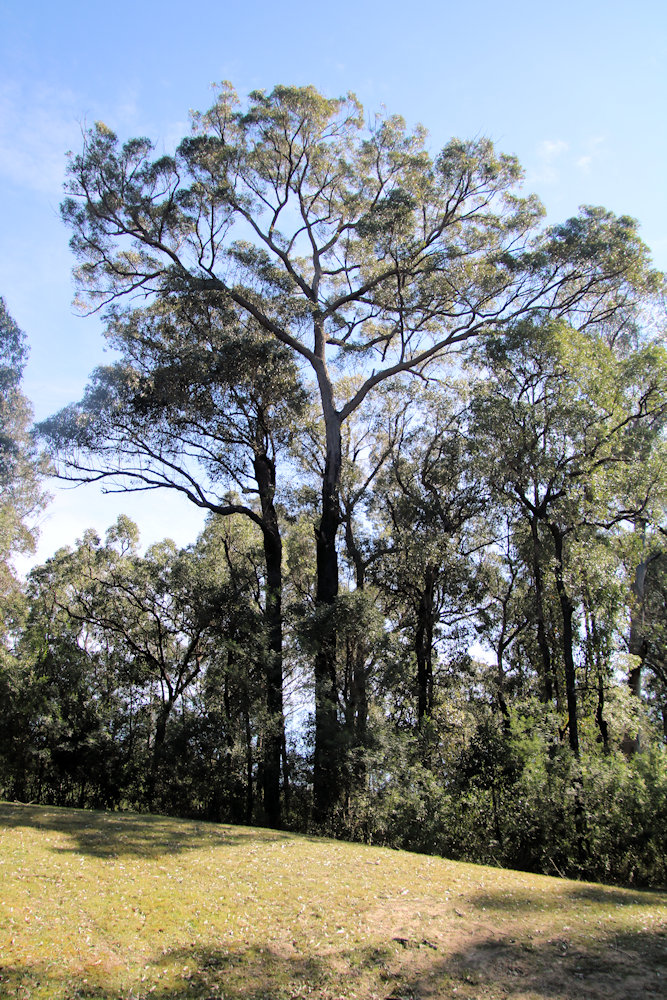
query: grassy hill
0 803 665 1000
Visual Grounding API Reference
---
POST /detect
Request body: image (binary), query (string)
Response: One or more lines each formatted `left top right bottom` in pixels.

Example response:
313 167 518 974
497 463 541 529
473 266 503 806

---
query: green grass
0 803 665 999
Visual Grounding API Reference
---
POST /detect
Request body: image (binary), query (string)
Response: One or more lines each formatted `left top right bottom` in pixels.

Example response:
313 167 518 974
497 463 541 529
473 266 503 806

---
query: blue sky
1 0 666 565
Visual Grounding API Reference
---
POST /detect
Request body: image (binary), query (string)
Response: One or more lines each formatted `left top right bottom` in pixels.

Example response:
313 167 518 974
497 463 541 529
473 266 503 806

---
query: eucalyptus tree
29 519 212 807
59 83 658 817
473 520 533 723
40 301 306 826
470 320 667 755
369 384 485 732
0 301 48 797
23 514 266 813
326 380 413 753
0 299 48 637
625 519 667 736
642 547 667 737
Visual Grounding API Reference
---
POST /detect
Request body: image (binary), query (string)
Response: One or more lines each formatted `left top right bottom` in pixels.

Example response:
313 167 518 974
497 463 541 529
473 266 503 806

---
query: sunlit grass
1 802 665 999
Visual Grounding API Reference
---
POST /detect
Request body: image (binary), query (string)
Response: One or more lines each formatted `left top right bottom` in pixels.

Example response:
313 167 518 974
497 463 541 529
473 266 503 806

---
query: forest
1 84 666 887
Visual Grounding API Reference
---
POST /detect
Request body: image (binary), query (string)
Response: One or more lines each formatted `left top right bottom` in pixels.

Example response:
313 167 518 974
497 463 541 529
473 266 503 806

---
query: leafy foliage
3 87 667 885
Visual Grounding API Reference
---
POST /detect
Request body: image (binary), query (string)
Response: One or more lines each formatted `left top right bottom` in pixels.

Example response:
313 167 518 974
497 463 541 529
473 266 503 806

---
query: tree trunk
254 449 285 829
530 517 556 704
147 696 173 810
628 555 650 697
343 509 369 752
415 563 436 724
313 409 342 825
595 674 610 752
550 525 579 758
243 688 253 826
496 640 511 732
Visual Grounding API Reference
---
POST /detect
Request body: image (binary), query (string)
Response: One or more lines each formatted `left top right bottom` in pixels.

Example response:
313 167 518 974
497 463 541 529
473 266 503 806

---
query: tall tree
59 84 658 818
370 385 484 731
40 302 305 827
0 299 47 619
470 320 667 754
625 519 667 736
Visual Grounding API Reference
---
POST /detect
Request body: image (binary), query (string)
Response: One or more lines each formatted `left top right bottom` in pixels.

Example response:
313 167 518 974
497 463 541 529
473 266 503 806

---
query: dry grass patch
0 802 665 999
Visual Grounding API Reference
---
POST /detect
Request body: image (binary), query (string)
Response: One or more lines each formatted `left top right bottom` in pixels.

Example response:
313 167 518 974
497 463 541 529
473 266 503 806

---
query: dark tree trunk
254 449 285 829
147 696 173 810
596 674 610 752
350 644 368 749
530 517 556 704
313 414 342 825
415 563 436 724
550 525 579 758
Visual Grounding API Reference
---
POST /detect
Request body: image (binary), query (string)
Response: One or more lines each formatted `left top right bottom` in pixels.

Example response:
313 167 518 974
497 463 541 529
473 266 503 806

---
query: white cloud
576 135 605 174
540 139 569 160
526 138 570 184
527 135 608 188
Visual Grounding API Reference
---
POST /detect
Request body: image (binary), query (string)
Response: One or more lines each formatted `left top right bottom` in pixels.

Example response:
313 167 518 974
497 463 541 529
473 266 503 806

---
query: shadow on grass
566 884 666 906
394 925 667 1000
0 943 393 1000
469 881 664 914
468 889 553 912
1 925 665 1000
0 802 292 859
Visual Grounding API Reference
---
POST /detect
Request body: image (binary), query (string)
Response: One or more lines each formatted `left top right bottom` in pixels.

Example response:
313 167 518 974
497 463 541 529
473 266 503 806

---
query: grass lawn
0 802 665 999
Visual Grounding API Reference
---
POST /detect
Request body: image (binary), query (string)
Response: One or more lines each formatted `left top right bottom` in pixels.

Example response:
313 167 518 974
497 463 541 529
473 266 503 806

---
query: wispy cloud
526 135 607 187
530 138 570 183
0 81 83 195
0 79 198 195
540 139 569 159
575 135 605 174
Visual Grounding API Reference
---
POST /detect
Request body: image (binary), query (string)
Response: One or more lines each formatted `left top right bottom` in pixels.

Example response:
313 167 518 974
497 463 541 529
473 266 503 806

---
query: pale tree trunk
625 525 656 754
343 510 369 750
628 556 650 697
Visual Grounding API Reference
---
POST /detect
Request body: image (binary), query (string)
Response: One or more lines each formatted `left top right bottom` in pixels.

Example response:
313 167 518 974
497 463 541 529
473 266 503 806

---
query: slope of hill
0 802 665 999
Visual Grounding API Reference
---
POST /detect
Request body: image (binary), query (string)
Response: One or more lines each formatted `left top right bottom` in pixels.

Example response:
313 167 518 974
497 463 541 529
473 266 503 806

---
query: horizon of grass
1 801 665 999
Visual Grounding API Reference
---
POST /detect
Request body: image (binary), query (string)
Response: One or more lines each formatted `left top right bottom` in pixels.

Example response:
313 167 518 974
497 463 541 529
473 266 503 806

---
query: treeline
1 84 666 886
2 323 666 884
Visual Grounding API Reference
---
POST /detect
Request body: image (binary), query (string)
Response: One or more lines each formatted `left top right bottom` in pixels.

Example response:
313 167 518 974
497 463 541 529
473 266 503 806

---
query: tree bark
530 517 556 704
595 674 610 752
147 696 173 810
415 563 436 724
550 525 579 758
254 449 285 829
343 508 369 750
312 406 342 825
628 555 650 697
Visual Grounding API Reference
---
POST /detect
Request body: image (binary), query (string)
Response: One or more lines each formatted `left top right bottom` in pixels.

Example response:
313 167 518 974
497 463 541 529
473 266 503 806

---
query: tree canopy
0 299 48 641
28 84 667 845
